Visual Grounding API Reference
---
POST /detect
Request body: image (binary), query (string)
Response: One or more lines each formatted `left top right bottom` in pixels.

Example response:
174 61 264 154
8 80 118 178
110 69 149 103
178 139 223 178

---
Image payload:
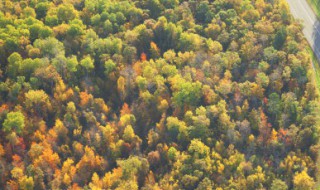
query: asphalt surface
286 0 320 62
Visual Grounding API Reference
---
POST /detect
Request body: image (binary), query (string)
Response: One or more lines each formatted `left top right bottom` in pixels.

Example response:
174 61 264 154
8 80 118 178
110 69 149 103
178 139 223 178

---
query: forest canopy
0 0 319 189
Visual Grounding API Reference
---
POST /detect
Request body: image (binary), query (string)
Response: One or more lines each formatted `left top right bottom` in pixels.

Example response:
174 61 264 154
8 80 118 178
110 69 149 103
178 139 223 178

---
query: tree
188 139 210 159
19 176 34 190
195 1 213 23
80 56 94 75
143 0 163 19
104 59 116 76
25 90 51 116
35 2 50 19
34 37 65 58
293 170 315 190
270 179 288 190
123 125 135 142
172 80 202 108
267 93 281 118
3 111 25 134
167 147 178 162
166 117 188 143
117 156 149 183
273 27 287 50
7 52 22 78
178 32 203 52
57 4 78 23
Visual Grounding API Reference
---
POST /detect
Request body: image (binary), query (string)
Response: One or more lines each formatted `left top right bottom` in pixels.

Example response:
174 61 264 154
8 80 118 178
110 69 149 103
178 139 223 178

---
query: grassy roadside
308 47 320 189
308 48 320 90
307 0 320 19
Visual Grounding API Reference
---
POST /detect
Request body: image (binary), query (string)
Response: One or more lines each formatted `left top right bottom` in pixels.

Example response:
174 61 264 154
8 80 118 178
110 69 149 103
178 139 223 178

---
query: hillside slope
0 0 319 189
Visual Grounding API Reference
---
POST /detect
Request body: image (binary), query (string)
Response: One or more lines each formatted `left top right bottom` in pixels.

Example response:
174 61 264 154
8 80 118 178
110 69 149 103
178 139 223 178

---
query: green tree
80 56 95 74
172 80 202 107
57 4 77 23
7 52 23 78
3 111 25 134
271 179 288 190
34 37 65 58
273 26 287 50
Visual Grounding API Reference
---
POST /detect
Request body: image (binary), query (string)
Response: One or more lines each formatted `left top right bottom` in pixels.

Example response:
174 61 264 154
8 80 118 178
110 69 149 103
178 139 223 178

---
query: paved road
286 0 320 62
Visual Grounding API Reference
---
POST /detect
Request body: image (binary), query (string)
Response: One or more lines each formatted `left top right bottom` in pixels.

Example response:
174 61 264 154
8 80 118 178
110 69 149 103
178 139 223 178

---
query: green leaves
3 111 25 134
172 80 203 108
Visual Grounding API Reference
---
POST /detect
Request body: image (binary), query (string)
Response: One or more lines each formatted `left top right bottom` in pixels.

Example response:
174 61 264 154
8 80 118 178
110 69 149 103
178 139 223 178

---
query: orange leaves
0 104 8 114
140 52 147 61
133 61 142 75
34 148 61 170
0 144 4 157
12 154 22 167
79 91 93 107
257 109 270 144
120 103 131 116
76 146 105 172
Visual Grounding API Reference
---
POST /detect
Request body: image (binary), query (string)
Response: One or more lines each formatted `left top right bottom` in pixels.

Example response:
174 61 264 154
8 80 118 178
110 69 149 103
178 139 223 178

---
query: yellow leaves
102 168 123 189
119 114 136 127
54 79 74 102
18 176 34 190
248 134 255 143
76 146 105 171
53 119 68 136
270 129 278 142
63 173 72 186
123 125 135 142
150 41 160 58
150 42 159 52
254 20 274 34
34 148 61 170
219 112 231 125
89 172 103 190
33 130 45 142
246 166 265 189
25 90 51 114
158 99 169 112
62 158 74 174
117 76 126 96
293 170 315 190
255 0 266 14
217 161 225 174
101 125 115 145
207 39 223 54
11 167 24 179
278 0 290 13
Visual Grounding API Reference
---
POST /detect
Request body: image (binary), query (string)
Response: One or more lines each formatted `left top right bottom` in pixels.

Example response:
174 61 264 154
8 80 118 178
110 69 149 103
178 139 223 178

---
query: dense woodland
0 0 319 189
